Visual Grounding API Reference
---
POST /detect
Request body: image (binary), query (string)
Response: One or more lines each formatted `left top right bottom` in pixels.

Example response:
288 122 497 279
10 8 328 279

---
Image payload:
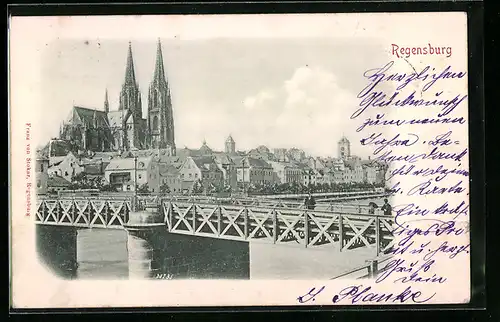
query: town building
268 161 302 184
159 163 182 194
273 148 289 162
213 153 237 190
338 136 351 160
35 155 50 194
47 151 83 183
288 148 306 162
225 135 236 154
47 175 72 194
235 157 274 186
178 156 224 193
104 156 160 192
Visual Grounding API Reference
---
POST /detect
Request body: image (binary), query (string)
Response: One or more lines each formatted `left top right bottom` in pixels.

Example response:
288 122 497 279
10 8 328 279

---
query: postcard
9 12 470 308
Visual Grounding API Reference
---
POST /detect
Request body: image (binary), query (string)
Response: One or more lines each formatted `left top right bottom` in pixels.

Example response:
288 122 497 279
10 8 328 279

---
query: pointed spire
104 88 109 113
153 38 167 86
93 108 98 127
124 41 137 86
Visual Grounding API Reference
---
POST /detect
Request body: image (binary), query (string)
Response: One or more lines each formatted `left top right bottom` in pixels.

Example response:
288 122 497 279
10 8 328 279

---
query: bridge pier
123 203 165 279
36 225 78 279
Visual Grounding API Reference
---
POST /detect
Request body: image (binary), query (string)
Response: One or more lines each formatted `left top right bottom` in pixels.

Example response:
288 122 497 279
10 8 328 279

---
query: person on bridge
304 192 316 210
381 199 392 216
368 202 378 214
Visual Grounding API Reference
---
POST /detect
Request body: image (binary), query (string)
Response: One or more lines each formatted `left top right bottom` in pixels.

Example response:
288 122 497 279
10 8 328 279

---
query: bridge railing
35 197 394 255
163 201 394 255
135 195 376 215
330 255 394 280
253 189 386 200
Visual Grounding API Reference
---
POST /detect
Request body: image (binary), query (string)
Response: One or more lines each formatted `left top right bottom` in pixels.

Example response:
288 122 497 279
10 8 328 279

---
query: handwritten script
297 57 469 304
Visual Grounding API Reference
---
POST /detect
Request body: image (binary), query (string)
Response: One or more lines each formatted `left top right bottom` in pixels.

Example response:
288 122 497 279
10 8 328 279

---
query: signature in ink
297 286 326 303
332 285 436 304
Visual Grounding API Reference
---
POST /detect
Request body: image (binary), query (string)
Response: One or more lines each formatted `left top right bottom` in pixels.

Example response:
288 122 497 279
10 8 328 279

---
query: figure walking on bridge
304 192 316 210
381 198 392 216
368 201 378 214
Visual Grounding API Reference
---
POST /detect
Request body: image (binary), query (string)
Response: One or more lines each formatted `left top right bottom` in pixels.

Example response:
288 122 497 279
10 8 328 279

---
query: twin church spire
110 39 175 153
124 41 138 87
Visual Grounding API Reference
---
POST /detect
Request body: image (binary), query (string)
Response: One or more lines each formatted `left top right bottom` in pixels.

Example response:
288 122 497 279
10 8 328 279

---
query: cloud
239 66 368 156
243 90 276 110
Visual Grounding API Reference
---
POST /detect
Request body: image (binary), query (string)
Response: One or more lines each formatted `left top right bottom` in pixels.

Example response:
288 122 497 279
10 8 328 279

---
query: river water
76 197 389 279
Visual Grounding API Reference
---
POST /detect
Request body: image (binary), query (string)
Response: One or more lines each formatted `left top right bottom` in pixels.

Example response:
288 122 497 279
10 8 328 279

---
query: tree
192 180 204 194
101 183 117 192
160 182 171 194
223 183 232 193
137 183 150 193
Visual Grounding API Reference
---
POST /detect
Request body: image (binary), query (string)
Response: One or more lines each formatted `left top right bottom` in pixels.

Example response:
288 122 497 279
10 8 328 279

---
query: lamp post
134 155 138 211
242 158 247 196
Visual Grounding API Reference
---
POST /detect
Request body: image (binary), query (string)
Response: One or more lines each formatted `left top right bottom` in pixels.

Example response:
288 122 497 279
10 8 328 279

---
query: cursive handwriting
393 201 468 220
356 113 466 132
392 218 467 246
375 146 468 164
360 132 419 155
423 241 470 261
376 258 447 284
353 90 468 119
332 285 436 304
406 179 466 196
359 61 466 96
386 162 469 181
297 286 326 303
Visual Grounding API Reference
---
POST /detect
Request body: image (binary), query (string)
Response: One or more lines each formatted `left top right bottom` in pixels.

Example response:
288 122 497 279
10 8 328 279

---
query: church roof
190 156 221 172
159 164 179 177
199 141 213 154
157 156 186 170
70 106 108 128
107 111 125 128
236 157 272 169
48 175 72 187
105 156 153 171
339 136 350 143
39 139 71 157
213 153 234 165
226 135 235 143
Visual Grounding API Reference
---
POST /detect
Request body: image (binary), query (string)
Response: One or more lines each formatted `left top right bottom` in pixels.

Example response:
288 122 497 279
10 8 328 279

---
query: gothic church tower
119 42 144 150
147 39 176 154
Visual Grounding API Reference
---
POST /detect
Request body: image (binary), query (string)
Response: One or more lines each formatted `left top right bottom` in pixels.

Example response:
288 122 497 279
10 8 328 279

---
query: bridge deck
36 197 395 256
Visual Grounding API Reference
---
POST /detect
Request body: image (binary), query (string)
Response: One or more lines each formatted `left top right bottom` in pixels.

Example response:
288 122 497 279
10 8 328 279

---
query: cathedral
59 39 176 155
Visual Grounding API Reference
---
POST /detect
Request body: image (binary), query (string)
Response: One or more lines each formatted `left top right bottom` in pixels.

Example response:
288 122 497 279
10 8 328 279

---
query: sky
38 38 387 157
11 14 462 158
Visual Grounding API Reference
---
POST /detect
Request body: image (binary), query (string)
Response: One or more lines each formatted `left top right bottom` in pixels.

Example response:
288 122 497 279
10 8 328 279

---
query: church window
153 115 159 130
40 164 44 172
138 174 142 179
37 180 41 188
64 171 68 176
